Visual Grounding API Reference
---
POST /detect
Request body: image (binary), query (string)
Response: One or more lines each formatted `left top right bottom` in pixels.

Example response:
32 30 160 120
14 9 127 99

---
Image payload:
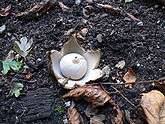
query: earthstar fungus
48 35 103 89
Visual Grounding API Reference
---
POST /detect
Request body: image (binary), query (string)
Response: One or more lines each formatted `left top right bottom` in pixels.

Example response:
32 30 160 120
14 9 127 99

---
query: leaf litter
64 84 125 123
67 103 84 124
141 90 165 124
123 68 137 88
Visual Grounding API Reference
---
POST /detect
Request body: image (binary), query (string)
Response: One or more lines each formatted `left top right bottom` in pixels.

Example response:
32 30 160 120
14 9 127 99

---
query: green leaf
2 61 11 75
1 60 23 75
125 0 133 3
13 37 33 58
10 60 22 71
9 82 23 97
54 106 65 113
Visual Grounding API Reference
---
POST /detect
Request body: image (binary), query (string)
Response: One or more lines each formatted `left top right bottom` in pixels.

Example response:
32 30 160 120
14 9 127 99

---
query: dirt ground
0 0 165 124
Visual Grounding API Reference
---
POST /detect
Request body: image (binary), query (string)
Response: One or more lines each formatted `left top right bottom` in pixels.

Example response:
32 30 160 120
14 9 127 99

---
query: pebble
37 58 42 62
102 65 110 78
115 60 126 69
137 21 143 26
65 101 71 107
96 34 103 43
0 25 6 33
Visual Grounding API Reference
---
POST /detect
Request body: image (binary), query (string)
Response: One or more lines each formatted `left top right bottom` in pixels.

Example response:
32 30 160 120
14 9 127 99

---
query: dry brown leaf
90 114 105 124
16 0 55 17
111 105 124 124
123 68 136 88
63 85 112 107
141 90 165 124
0 5 11 17
68 104 83 124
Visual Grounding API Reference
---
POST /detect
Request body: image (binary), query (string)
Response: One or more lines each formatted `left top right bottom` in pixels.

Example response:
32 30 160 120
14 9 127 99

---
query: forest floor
0 0 165 124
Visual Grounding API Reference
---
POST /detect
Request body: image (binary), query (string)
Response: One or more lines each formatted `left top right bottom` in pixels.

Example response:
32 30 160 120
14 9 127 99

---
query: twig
110 86 137 108
100 78 165 85
97 3 141 22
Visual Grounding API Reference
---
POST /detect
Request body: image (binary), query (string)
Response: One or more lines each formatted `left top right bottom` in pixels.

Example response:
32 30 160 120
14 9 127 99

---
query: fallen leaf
141 90 165 124
2 60 23 75
90 114 105 124
0 5 11 17
14 37 33 57
9 82 24 97
123 68 136 88
68 104 83 124
16 0 55 17
115 60 125 69
63 85 112 107
111 105 124 124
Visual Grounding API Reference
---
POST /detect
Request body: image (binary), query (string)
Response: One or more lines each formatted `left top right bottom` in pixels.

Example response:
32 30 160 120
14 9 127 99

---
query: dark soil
0 0 165 124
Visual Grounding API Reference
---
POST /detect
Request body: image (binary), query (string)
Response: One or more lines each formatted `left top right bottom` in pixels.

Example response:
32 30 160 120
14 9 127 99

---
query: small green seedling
1 59 23 75
9 82 24 97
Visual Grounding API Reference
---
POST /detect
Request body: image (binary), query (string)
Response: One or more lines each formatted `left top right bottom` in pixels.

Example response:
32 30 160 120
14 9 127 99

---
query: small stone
75 0 81 5
115 60 126 69
137 63 140 67
37 58 42 62
137 21 143 26
96 34 103 43
0 25 6 33
102 65 110 78
65 101 71 107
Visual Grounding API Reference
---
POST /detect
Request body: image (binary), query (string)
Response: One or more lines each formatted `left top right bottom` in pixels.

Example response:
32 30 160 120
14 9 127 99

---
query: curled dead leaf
141 90 165 124
68 104 83 124
63 85 112 107
111 105 124 124
123 68 136 88
0 5 11 17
